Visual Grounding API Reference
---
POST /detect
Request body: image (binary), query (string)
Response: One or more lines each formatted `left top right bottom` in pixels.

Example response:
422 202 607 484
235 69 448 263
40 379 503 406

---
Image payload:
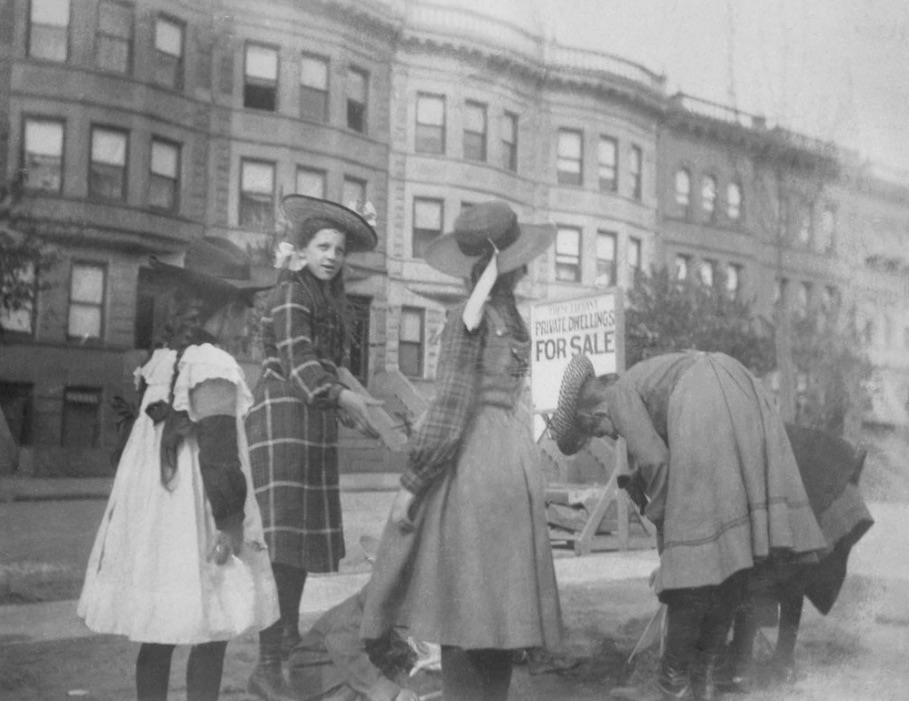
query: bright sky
536 0 909 172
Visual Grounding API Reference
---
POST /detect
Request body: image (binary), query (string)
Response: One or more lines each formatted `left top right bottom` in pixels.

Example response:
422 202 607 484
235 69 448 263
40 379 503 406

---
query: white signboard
529 289 624 414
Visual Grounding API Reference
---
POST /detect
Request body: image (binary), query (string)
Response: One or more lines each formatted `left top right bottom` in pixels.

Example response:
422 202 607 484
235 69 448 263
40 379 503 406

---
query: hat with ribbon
149 236 270 307
281 194 378 253
550 353 598 456
424 200 556 278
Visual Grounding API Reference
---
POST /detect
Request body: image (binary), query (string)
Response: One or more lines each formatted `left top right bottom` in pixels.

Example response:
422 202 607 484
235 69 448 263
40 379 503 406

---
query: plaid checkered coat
246 270 347 572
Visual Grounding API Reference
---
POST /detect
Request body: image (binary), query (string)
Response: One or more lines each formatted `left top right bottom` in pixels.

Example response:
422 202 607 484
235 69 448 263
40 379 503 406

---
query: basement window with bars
62 387 101 449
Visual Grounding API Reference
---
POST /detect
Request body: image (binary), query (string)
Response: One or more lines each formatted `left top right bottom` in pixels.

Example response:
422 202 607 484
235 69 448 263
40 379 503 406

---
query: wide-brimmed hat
149 236 270 306
550 353 598 456
282 194 378 253
424 200 556 278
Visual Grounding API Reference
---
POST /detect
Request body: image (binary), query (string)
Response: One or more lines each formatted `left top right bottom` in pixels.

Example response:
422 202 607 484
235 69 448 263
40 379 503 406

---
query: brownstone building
2 0 907 476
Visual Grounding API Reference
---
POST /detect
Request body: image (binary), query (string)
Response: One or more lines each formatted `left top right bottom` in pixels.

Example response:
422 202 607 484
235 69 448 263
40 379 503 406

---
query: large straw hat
424 200 555 277
550 353 598 456
281 194 378 253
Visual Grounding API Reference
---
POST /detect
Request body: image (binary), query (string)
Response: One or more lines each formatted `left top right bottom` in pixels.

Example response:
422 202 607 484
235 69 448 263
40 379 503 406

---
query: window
674 254 690 281
598 137 618 192
595 231 616 287
415 94 445 155
239 159 275 230
153 15 184 90
726 263 742 297
399 307 424 377
412 198 443 259
628 236 642 279
300 54 329 122
0 382 35 447
797 281 812 316
23 118 64 192
797 205 812 246
557 130 583 186
28 0 70 62
701 175 717 215
89 126 128 201
822 285 839 313
96 0 133 74
555 227 581 282
699 259 716 287
346 67 368 133
502 111 518 171
244 43 278 111
347 296 371 383
675 168 691 207
148 138 180 211
342 177 366 210
727 182 743 220
0 262 36 335
68 263 105 340
463 101 487 162
295 167 326 199
62 387 101 448
774 277 788 309
818 206 836 253
630 145 643 200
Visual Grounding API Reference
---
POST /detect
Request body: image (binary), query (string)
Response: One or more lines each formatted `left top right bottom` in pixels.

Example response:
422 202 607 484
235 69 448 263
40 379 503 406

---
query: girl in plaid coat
246 195 383 701
361 201 563 701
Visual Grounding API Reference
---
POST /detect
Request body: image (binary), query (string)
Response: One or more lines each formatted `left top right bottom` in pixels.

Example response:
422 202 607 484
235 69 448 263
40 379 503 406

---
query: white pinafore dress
78 345 279 644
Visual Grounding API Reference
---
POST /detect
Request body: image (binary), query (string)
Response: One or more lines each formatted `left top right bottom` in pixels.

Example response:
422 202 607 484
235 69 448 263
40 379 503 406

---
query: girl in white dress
78 237 279 701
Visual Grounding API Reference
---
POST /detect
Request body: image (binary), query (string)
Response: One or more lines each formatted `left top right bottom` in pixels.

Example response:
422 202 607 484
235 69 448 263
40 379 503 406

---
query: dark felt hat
424 200 556 277
550 353 597 456
282 194 378 253
149 236 269 306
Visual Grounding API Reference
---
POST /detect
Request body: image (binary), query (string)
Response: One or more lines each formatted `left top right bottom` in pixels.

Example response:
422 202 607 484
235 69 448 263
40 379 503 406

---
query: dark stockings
441 646 513 701
259 562 307 655
136 641 228 701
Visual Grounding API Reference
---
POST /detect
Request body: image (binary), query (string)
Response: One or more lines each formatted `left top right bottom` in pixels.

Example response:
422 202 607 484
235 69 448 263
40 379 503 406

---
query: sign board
529 289 624 415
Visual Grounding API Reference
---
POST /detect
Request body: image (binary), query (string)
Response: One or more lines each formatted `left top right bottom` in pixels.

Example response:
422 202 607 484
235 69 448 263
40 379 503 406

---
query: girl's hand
338 389 384 439
390 487 417 533
209 525 243 565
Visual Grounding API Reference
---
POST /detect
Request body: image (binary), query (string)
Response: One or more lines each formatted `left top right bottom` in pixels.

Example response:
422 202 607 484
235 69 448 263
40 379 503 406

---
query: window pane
301 56 328 88
69 304 101 337
414 199 442 229
598 138 616 165
72 265 104 304
596 232 616 287
296 168 325 198
727 183 742 218
702 176 716 212
675 255 689 280
92 129 126 165
417 95 444 125
399 344 421 377
726 264 740 294
148 174 175 210
348 68 366 102
400 309 422 342
241 162 274 192
700 260 715 286
246 45 277 79
675 169 690 205
0 264 35 334
155 17 182 56
558 131 581 159
32 0 70 25
465 103 486 133
342 179 366 207
502 113 516 143
30 25 68 61
596 231 616 261
556 228 580 255
97 36 129 72
151 141 178 177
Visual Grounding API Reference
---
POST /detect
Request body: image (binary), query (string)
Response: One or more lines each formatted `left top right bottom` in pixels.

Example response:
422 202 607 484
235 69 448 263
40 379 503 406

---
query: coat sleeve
400 314 484 496
606 381 671 527
272 282 345 409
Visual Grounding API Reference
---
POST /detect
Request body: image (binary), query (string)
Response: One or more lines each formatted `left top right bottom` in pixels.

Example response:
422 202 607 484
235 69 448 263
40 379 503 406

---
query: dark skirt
246 370 344 572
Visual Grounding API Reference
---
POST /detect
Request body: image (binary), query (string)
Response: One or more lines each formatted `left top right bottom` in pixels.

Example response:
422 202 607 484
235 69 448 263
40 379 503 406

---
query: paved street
1 486 908 700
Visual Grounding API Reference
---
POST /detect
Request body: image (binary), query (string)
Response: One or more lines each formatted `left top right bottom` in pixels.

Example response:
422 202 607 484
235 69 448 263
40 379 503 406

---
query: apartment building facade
1 0 907 475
